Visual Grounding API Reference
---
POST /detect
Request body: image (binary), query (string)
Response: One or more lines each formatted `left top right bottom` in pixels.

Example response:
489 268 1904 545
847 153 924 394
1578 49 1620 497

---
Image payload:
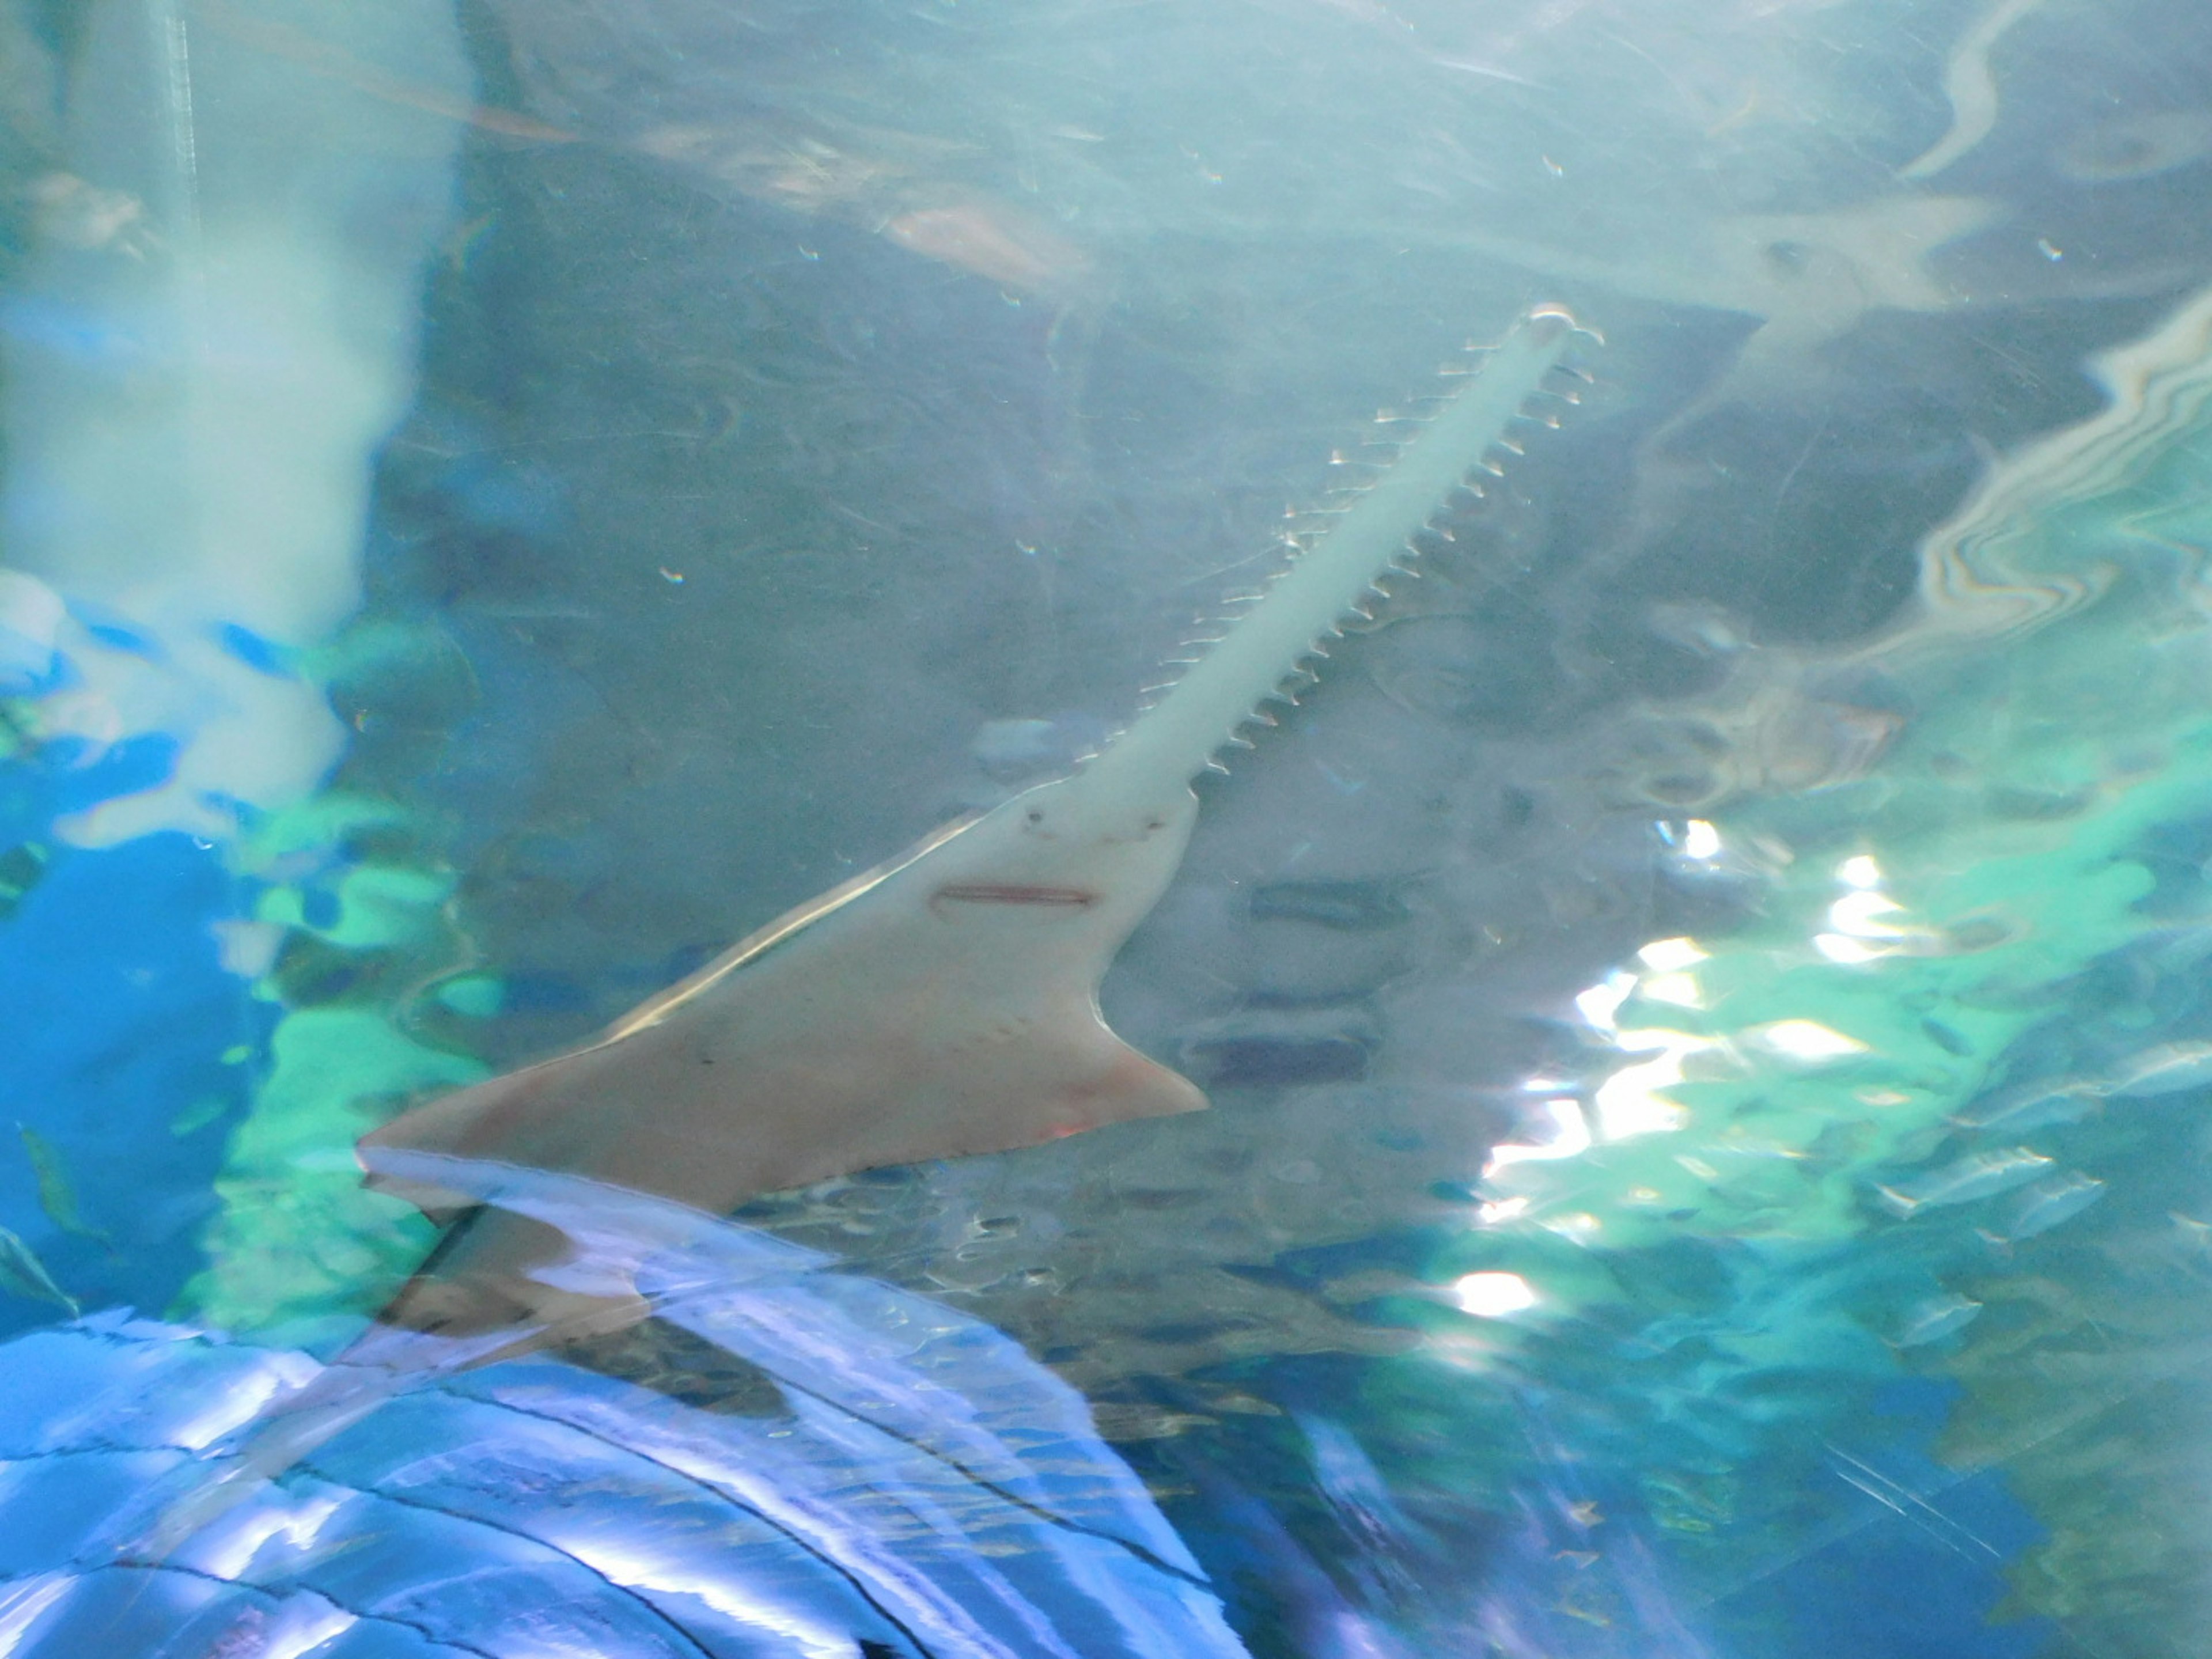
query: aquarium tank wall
1 0 2209 1653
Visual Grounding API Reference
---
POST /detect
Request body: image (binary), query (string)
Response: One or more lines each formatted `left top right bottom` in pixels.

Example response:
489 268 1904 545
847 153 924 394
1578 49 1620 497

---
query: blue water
4 0 2212 1653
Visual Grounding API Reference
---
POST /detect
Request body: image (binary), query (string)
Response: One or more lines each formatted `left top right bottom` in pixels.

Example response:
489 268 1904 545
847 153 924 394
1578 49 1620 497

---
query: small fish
18 1125 110 1247
1987 1172 2105 1243
881 196 1096 301
2054 108 2212 183
1892 1293 1981 1349
1951 1078 2102 1135
2107 1040 2212 1097
1875 1146 2054 1215
0 1226 78 1316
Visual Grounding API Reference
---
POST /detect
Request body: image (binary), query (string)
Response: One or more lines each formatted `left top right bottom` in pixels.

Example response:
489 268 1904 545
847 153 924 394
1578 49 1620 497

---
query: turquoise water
2 0 2211 1652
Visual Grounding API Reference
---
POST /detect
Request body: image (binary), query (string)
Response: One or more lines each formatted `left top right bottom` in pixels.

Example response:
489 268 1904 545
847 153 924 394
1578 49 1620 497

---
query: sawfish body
362 775 1207 1225
361 305 1584 1231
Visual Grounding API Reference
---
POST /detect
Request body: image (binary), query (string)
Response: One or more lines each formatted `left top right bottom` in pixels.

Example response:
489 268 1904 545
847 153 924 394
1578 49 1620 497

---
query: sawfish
360 305 1586 1241
120 307 1587 1566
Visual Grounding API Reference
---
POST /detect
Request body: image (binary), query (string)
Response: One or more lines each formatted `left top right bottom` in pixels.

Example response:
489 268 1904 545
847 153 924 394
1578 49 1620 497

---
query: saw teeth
1524 303 1599 344
1099 306 1588 793
1330 452 1392 473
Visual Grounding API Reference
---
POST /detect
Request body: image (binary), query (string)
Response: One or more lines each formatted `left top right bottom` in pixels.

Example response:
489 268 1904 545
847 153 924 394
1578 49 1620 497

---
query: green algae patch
185 1003 484 1338
185 785 491 1338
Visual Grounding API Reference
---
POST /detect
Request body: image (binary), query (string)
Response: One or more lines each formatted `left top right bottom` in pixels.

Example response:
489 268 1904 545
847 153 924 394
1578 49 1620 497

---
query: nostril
934 884 1095 908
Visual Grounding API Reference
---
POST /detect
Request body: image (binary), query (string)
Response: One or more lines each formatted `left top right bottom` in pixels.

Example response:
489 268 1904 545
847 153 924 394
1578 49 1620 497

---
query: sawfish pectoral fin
361 988 1206 1219
975 1021 1207 1150
359 1056 595 1219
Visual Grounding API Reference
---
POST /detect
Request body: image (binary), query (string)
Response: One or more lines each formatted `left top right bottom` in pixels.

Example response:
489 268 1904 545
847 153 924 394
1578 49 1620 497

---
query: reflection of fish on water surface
192 0 1097 300
0 1160 1252 1656
2104 1039 2212 1097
